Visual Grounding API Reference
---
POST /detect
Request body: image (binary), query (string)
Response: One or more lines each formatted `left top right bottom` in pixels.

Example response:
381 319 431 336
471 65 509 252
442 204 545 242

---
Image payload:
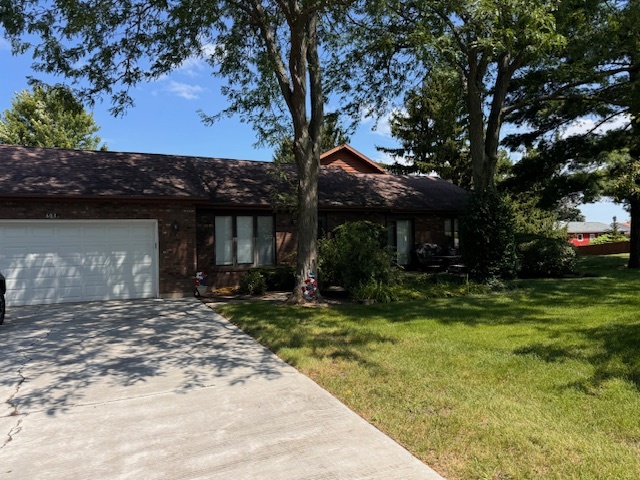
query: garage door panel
0 221 158 306
30 226 57 240
132 262 153 274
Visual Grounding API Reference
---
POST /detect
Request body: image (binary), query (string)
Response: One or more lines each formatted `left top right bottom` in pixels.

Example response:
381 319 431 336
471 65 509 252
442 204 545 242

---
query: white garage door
0 220 158 307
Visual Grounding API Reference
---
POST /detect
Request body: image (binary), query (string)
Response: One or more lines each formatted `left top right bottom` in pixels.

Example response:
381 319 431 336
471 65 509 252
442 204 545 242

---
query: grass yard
217 255 640 479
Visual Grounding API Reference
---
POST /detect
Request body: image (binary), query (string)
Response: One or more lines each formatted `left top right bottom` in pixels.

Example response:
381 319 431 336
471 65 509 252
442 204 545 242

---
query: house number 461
45 213 58 219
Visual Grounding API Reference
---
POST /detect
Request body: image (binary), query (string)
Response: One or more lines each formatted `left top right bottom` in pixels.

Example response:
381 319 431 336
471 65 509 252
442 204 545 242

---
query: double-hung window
215 215 274 266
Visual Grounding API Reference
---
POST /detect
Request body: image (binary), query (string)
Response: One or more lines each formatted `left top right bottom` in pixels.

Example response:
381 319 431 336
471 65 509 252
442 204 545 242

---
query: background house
559 221 629 246
0 144 467 307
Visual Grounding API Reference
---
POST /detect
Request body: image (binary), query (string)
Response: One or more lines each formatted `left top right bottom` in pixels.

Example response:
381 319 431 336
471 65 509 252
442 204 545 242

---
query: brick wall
192 209 455 289
0 198 197 297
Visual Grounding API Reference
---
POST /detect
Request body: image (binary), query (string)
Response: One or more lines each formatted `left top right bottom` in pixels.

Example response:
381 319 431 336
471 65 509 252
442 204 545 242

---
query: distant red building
560 221 629 246
567 222 609 246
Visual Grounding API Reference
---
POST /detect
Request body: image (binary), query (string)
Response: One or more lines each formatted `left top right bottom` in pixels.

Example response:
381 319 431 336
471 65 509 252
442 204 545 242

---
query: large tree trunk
287 10 323 303
288 139 321 303
465 65 489 193
628 196 640 269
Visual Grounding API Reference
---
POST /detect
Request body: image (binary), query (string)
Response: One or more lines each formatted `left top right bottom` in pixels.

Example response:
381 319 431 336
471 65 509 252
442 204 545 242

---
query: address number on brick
45 213 58 219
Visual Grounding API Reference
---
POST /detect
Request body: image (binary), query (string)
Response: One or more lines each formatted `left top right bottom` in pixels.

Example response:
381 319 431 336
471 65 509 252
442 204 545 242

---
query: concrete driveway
1 299 443 479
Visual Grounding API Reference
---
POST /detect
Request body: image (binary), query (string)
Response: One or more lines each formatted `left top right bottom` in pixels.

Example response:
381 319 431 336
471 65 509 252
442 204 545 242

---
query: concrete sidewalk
0 299 444 479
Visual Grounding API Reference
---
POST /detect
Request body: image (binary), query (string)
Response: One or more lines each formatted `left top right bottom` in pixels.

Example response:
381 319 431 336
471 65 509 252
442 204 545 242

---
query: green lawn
217 255 640 480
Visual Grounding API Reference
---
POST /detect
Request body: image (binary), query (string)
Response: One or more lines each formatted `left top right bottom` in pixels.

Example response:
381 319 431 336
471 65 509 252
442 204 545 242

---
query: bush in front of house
250 265 295 291
459 189 518 283
353 280 398 303
318 235 340 288
239 269 267 295
318 220 398 299
516 235 577 278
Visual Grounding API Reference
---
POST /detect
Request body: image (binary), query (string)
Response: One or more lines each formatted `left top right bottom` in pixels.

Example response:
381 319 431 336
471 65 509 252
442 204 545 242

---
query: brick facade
191 208 457 289
1 199 459 293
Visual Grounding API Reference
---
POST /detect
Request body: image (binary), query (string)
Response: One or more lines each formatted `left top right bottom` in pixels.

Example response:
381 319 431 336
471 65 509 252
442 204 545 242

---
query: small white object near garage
0 220 159 306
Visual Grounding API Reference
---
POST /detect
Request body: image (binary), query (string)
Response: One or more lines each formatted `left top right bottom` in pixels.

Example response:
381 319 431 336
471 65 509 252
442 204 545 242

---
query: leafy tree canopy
1 0 353 301
334 0 565 192
0 84 105 150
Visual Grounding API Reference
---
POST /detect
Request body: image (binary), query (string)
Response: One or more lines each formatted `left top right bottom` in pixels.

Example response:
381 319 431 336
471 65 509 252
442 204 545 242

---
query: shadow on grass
514 321 640 391
221 303 395 370
222 254 640 391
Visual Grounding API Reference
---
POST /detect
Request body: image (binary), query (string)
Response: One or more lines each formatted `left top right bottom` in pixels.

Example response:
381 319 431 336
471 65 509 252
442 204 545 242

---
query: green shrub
353 281 397 303
589 232 629 245
238 270 267 295
517 235 577 278
250 265 295 290
390 271 492 300
317 236 340 288
318 220 397 294
459 189 518 283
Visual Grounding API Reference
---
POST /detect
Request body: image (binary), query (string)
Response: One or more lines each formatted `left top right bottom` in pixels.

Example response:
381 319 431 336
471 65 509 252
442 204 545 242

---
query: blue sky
0 38 629 224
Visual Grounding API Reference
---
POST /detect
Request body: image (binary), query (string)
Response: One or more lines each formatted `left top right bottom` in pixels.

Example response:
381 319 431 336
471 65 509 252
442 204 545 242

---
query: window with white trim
577 233 583 241
215 215 275 266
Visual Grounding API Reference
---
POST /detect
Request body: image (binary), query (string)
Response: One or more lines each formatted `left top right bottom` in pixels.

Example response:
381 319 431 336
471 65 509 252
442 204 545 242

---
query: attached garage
0 220 158 307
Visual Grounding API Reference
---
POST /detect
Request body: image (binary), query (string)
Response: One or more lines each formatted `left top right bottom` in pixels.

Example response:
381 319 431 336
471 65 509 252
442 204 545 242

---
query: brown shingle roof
0 144 208 199
318 167 467 211
0 144 468 212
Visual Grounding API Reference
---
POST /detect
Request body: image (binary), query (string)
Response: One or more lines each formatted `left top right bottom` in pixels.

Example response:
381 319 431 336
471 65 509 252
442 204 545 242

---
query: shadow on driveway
0 299 442 480
1 299 284 417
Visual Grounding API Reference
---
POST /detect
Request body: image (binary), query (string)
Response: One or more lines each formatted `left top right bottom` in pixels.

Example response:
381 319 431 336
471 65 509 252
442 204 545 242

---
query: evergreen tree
504 0 640 267
378 68 473 189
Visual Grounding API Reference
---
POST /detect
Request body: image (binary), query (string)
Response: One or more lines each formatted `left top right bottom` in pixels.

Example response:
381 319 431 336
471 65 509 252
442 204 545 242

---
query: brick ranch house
0 144 467 307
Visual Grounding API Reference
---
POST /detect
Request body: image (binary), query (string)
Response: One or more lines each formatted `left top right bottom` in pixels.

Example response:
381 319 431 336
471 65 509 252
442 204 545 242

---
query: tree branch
247 0 294 110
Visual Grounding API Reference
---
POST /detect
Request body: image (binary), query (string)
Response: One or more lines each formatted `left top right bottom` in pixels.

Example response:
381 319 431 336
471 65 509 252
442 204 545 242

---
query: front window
236 216 254 264
318 216 328 239
257 216 275 265
215 215 274 266
577 233 584 241
215 216 233 265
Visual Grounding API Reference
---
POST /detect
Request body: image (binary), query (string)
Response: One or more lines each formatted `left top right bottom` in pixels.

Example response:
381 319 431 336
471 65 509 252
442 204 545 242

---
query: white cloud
165 81 205 100
374 150 398 165
562 114 631 138
177 57 206 77
374 112 394 137
360 106 405 138
176 43 220 76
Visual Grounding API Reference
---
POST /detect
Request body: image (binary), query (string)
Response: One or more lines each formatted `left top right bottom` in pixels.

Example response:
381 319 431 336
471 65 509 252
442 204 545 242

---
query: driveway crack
1 321 57 450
